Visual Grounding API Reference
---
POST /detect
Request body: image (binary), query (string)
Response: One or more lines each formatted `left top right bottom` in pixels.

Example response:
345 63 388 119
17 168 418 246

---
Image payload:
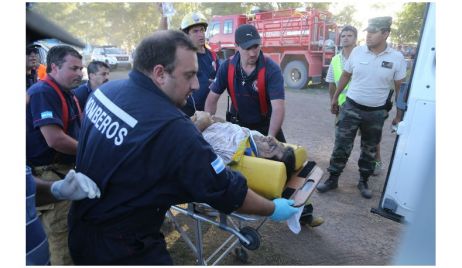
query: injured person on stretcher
191 111 324 228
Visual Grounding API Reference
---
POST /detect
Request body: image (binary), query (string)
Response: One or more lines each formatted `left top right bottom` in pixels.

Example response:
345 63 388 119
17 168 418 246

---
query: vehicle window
224 20 233 34
208 22 221 38
105 48 125 54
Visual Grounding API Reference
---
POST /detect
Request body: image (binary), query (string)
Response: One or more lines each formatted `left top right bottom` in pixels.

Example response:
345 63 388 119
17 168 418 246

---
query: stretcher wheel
234 247 248 263
239 226 261 250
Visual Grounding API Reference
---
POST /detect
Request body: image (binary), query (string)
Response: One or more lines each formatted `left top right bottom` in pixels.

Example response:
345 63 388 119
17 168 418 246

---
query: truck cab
206 9 338 89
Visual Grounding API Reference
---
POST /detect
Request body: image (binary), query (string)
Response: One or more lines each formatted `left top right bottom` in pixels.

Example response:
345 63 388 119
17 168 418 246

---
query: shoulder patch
40 111 53 119
211 156 225 174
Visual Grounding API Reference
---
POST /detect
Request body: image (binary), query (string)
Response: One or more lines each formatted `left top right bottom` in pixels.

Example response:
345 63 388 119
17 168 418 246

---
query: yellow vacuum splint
229 143 320 201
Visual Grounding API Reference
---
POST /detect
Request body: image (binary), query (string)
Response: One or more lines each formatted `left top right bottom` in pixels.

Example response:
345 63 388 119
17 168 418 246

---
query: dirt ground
110 70 404 265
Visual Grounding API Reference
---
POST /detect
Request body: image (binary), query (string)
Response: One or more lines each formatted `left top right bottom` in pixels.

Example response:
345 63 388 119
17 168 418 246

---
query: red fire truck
206 8 338 89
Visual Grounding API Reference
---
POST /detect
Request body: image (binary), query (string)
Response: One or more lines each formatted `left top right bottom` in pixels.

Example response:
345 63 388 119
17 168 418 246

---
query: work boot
300 215 325 227
316 175 339 193
357 179 372 199
299 205 324 227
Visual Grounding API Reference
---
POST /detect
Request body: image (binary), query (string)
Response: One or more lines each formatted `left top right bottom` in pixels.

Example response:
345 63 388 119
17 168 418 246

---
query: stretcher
167 144 323 265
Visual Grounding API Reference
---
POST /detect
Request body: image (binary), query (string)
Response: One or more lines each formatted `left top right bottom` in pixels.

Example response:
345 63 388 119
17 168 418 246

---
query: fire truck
206 8 338 89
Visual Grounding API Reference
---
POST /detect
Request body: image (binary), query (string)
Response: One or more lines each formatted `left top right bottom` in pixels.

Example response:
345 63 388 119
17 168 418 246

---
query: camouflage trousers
327 100 388 179
33 163 74 265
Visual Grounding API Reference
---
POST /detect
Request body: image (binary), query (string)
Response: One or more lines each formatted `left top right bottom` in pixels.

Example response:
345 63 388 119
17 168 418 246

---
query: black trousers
68 208 172 265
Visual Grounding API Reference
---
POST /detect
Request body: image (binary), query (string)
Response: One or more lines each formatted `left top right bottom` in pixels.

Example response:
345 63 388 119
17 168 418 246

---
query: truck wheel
283 60 308 90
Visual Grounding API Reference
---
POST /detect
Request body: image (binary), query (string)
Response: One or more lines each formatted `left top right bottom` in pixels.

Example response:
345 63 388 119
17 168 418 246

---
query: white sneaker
373 161 383 176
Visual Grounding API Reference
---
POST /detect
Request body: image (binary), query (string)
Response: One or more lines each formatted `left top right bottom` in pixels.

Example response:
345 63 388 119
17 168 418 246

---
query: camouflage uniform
33 163 74 265
327 100 388 179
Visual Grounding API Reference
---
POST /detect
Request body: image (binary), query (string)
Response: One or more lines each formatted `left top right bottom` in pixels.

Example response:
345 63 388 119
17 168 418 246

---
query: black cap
26 8 84 47
26 44 40 55
235 24 261 49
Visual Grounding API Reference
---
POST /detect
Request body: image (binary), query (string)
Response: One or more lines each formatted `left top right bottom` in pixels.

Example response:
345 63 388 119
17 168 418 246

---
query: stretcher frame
167 160 323 265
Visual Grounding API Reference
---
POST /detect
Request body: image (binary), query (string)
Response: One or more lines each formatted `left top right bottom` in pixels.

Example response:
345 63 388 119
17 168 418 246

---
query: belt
346 97 386 111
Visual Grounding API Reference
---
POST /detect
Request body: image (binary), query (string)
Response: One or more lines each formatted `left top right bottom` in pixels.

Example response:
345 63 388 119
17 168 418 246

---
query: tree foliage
391 2 426 44
31 2 424 49
332 4 361 28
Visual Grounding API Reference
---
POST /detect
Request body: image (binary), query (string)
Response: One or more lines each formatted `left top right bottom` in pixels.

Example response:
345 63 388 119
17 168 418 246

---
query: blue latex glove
269 198 299 221
51 169 101 200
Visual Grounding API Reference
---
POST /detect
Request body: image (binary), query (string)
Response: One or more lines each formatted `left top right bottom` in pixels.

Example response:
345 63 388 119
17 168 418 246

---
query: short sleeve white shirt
344 45 407 107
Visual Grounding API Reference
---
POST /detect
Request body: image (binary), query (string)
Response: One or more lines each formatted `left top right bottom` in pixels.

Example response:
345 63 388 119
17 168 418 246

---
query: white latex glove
51 169 101 200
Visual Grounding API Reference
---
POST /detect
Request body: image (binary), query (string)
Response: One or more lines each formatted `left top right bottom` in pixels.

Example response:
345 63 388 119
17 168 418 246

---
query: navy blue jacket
69 70 248 264
71 69 247 224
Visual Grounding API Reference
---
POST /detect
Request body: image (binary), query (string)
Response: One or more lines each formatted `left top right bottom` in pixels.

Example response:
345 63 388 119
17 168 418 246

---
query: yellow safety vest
331 53 349 106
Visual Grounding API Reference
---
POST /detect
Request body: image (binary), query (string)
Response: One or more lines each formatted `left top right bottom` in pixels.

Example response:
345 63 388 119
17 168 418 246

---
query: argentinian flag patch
211 156 225 174
41 111 53 119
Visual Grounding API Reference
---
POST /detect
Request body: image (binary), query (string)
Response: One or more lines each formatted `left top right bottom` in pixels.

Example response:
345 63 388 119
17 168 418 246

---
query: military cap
364 16 392 32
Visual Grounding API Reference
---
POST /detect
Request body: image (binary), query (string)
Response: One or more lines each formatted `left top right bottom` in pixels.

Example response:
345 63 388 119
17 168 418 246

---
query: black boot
357 178 372 199
316 174 339 193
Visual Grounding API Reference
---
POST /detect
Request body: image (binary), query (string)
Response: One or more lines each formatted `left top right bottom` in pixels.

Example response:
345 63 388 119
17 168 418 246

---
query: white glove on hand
51 169 101 200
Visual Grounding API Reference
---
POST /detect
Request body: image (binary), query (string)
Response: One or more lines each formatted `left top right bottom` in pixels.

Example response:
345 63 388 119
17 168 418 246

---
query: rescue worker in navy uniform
26 45 84 265
68 30 298 265
316 17 406 199
73 60 110 109
180 11 220 116
205 24 286 142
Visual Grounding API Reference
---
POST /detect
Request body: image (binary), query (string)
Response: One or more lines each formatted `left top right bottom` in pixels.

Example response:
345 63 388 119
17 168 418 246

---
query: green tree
392 2 426 44
332 5 361 28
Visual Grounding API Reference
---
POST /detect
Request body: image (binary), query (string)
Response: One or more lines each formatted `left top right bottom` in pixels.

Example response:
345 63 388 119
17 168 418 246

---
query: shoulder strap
42 75 82 133
227 61 239 112
257 56 267 116
227 57 269 116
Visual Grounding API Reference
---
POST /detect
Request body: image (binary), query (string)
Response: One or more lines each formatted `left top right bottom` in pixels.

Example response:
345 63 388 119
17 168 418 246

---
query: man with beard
73 60 110 109
26 45 84 264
